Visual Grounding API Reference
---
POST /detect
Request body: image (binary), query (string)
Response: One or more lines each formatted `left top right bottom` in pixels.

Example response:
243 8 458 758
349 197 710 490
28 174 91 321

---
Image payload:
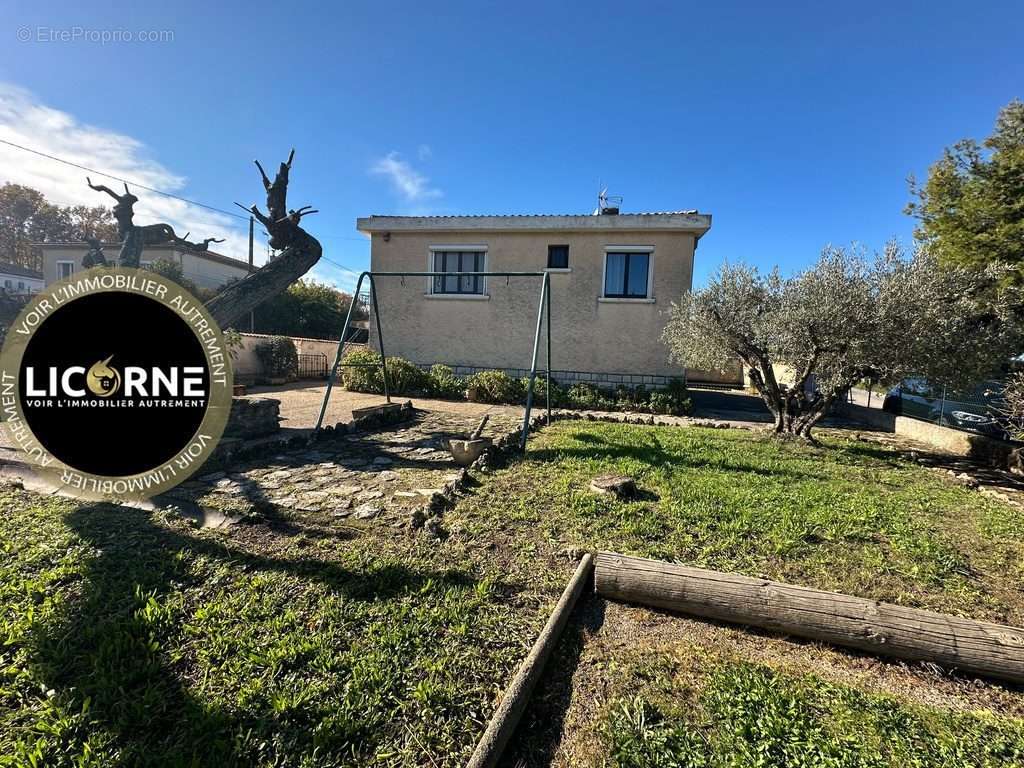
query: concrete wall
231 332 349 379
834 400 1016 467
41 244 250 290
367 229 740 388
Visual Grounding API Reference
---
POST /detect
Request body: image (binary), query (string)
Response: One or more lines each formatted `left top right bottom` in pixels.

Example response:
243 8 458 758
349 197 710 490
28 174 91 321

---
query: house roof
356 211 712 237
36 242 251 270
0 262 42 279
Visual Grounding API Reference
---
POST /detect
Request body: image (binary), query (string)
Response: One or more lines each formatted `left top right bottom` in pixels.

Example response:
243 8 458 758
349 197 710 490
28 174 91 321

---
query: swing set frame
314 270 552 449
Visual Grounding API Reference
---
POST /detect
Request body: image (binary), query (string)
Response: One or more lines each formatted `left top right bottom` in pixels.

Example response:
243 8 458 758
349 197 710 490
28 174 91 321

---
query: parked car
882 378 1009 439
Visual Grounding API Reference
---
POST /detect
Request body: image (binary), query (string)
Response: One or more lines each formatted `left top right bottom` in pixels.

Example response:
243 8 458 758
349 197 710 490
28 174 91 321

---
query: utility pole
248 215 255 333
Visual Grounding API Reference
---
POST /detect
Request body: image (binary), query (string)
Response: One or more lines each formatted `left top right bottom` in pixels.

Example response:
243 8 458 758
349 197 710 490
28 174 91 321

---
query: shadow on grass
529 431 834 484
25 502 484 766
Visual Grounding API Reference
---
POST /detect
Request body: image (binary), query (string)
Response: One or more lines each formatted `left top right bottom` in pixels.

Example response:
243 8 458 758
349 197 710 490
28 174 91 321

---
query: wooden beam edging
594 552 1024 683
466 553 594 768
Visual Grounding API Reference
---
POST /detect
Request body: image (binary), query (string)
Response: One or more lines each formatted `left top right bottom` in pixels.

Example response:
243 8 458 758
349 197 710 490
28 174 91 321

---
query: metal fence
297 352 328 379
877 378 1010 441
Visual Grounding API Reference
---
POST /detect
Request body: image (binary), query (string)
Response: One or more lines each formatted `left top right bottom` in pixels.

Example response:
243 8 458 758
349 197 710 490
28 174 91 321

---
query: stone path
162 409 524 529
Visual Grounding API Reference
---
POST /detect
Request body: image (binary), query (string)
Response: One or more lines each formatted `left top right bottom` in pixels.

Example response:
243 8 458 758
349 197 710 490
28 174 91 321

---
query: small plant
466 370 524 404
648 392 673 414
428 365 465 399
664 377 693 415
566 382 602 409
341 348 384 393
254 336 298 380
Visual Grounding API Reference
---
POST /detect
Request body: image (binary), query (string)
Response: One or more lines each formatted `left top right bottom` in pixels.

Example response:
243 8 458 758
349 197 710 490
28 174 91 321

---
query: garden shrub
385 357 430 395
341 348 384 393
428 364 465 399
519 375 565 407
341 349 428 395
254 336 298 380
466 370 524 404
664 378 694 415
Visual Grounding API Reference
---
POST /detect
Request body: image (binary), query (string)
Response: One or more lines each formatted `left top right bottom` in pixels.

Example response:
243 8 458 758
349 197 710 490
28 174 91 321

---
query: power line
1 137 369 273
0 137 250 221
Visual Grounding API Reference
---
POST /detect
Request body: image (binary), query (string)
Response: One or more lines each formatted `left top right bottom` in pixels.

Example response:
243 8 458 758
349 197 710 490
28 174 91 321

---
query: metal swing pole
521 272 549 450
545 272 551 426
368 274 391 404
315 271 368 431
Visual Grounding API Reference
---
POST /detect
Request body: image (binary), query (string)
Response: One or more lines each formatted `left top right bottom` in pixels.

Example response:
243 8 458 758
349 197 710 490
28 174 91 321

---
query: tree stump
589 475 637 498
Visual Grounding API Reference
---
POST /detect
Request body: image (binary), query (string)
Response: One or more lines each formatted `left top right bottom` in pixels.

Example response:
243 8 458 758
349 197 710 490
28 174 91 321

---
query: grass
0 489 560 767
452 421 1024 622
3 419 1024 765
602 645 1024 768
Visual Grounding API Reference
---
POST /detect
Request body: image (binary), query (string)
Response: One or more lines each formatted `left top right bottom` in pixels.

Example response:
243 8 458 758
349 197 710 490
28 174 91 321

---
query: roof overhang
356 212 712 238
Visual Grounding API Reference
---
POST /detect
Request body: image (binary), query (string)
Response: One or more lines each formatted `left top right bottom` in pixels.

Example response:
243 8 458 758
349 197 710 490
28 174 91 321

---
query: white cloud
0 83 256 264
369 151 441 204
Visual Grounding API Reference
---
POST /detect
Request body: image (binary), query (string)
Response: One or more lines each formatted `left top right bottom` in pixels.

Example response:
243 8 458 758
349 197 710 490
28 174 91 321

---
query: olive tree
662 243 1020 440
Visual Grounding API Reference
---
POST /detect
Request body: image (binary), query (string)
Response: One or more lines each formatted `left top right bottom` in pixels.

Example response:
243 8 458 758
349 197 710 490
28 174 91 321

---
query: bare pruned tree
85 149 323 328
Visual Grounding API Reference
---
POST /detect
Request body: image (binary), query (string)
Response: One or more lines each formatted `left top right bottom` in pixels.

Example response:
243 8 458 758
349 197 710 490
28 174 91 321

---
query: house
0 262 43 295
356 210 742 389
39 242 251 290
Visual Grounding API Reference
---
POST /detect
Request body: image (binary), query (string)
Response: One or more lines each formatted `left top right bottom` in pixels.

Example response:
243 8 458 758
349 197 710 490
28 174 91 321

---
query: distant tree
0 183 118 270
253 279 363 339
907 99 1024 281
663 244 1020 441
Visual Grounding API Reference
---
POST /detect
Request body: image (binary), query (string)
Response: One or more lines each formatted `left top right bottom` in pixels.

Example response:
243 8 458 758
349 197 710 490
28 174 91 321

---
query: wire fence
871 377 1011 441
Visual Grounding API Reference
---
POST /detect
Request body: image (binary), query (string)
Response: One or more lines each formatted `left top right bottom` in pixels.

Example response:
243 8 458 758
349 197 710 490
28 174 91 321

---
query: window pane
548 245 568 269
626 253 649 297
432 250 484 293
605 253 626 296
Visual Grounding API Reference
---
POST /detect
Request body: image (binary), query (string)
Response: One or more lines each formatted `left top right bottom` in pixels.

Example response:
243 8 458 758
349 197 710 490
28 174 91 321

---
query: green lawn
2 420 1023 766
603 645 1024 768
0 489 561 767
452 421 1024 623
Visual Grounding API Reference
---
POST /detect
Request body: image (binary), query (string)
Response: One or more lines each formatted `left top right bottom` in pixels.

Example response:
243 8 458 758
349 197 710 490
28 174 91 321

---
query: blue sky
1 0 1021 291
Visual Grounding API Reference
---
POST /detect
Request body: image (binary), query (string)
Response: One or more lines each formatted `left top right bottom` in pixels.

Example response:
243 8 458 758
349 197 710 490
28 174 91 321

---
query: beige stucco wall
232 333 344 378
367 229 715 384
40 244 250 289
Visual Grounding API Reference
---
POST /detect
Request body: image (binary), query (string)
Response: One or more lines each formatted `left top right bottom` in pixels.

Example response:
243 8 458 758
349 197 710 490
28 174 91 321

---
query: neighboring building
39 243 251 290
357 210 742 388
0 262 43 295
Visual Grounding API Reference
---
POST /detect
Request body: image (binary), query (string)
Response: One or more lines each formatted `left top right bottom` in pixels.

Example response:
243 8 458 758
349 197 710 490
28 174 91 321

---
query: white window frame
426 245 489 299
600 245 655 303
56 260 76 280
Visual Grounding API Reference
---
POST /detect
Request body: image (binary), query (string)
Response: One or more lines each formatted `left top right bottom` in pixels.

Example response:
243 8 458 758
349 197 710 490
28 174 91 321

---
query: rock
423 517 445 540
325 485 362 496
377 470 400 482
353 503 381 519
589 474 637 499
372 456 394 466
356 490 384 502
199 471 226 482
416 488 443 497
394 491 419 498
225 396 281 439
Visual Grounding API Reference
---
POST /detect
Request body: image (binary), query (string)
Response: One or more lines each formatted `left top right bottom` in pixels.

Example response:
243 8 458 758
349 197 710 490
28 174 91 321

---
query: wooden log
467 553 594 768
595 552 1024 683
